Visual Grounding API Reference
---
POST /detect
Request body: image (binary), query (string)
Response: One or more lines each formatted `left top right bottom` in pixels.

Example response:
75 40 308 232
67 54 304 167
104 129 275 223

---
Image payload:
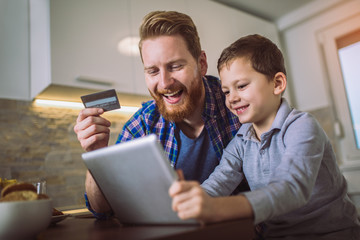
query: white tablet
82 134 198 225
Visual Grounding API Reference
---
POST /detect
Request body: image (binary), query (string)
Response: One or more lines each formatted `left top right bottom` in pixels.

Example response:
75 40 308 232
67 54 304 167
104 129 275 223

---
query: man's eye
146 69 158 75
170 64 182 71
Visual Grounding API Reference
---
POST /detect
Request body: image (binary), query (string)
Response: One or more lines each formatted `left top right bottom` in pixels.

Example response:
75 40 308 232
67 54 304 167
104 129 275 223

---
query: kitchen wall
0 98 131 208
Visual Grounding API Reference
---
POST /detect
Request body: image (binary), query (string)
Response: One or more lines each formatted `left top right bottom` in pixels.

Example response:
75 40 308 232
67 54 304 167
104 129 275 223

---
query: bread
0 182 51 203
0 190 38 202
0 182 62 217
1 182 37 198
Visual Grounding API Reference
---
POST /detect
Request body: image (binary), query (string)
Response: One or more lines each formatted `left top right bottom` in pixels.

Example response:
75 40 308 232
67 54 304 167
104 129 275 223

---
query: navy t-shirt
175 128 218 183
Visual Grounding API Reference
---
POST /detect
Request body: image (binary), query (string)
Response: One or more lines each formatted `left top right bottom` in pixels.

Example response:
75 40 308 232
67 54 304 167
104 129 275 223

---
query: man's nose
158 70 174 89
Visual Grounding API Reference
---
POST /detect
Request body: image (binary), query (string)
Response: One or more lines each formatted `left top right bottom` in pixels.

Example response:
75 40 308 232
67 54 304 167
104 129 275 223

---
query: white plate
51 214 69 224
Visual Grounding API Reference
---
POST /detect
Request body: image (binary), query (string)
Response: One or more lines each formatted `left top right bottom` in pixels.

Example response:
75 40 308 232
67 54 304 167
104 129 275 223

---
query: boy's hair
217 34 286 80
139 11 201 60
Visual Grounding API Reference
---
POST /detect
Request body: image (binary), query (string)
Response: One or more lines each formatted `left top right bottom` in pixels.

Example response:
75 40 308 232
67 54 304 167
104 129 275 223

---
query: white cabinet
1 0 280 100
50 0 140 94
0 0 30 100
0 0 50 101
51 0 279 97
129 0 280 85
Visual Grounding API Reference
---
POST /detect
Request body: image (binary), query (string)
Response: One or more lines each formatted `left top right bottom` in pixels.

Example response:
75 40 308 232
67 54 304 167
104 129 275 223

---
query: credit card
80 89 120 112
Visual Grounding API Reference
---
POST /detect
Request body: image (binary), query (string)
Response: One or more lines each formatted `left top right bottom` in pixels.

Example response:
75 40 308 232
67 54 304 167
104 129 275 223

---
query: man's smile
162 90 183 104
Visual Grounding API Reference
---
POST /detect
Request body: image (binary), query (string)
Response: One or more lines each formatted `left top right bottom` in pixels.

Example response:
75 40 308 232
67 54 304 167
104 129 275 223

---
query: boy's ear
273 72 287 95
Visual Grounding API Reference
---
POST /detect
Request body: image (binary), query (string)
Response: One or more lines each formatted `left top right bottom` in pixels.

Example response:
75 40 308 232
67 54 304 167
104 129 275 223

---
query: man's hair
138 11 201 60
217 34 286 80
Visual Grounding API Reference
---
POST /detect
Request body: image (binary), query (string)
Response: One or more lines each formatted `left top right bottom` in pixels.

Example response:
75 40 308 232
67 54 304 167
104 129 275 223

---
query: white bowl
0 199 52 240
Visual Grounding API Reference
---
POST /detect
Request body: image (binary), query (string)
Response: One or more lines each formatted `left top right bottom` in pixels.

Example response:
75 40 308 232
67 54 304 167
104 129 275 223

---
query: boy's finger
169 180 201 197
169 181 182 197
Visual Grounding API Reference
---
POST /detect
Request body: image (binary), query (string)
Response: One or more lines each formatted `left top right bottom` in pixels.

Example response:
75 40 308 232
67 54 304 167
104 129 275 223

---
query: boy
169 34 360 239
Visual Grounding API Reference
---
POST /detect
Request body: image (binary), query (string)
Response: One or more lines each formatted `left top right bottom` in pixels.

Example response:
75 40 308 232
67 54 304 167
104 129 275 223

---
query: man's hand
74 108 111 152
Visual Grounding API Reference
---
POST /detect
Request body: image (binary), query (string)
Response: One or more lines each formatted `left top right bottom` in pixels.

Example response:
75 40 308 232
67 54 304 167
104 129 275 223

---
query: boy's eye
238 84 248 89
222 90 230 96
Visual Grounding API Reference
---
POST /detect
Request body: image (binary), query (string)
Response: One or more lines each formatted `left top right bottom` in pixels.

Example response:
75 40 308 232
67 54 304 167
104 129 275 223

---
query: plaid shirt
116 75 240 167
86 75 241 219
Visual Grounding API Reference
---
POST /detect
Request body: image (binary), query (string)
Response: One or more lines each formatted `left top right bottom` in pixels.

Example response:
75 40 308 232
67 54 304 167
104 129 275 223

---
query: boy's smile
234 105 249 115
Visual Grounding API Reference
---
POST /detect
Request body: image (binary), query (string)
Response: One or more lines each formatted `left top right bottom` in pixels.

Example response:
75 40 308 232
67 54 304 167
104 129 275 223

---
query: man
74 11 242 216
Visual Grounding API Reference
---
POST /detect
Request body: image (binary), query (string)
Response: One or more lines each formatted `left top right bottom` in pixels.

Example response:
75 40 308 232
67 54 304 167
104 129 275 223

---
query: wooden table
39 216 255 240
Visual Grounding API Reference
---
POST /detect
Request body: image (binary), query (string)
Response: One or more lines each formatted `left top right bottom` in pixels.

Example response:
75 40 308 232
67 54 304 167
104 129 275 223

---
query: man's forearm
85 171 112 213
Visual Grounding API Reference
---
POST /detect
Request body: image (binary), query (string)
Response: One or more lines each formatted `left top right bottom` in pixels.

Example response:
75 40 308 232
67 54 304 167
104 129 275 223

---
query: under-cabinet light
34 99 139 114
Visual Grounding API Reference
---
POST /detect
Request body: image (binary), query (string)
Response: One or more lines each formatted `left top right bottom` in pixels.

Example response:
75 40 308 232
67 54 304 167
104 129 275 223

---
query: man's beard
150 77 204 122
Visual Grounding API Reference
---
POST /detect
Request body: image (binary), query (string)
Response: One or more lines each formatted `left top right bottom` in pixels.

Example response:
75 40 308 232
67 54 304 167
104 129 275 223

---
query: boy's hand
169 181 218 223
169 181 255 224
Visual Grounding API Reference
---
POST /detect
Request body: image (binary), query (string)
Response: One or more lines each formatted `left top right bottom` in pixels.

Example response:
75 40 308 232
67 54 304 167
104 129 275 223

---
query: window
318 14 360 166
337 31 360 149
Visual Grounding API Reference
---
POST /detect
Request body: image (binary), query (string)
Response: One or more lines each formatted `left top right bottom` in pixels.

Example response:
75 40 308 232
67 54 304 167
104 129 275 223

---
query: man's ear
199 51 208 77
273 72 287 95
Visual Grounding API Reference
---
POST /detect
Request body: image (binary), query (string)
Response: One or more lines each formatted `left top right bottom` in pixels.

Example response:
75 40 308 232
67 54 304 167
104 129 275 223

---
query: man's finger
74 114 111 134
82 132 109 151
77 124 110 142
76 108 104 122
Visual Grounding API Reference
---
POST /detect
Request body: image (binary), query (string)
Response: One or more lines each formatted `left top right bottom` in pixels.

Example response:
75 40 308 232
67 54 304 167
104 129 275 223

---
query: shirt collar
271 98 292 130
